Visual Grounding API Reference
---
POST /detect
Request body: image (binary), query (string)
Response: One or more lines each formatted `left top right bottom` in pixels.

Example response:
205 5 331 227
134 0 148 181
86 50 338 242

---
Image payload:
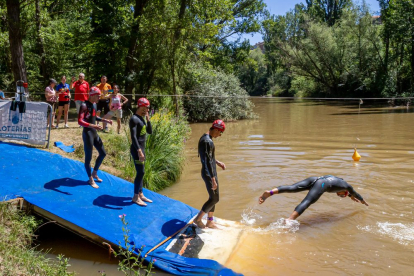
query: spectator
71 73 89 114
0 89 5 100
56 76 71 128
96 75 112 130
103 85 128 134
45 79 58 128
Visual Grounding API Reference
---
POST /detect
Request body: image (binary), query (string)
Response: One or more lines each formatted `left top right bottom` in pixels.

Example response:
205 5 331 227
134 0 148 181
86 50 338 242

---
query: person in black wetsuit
194 120 227 229
129 97 153 206
78 86 112 188
259 175 369 221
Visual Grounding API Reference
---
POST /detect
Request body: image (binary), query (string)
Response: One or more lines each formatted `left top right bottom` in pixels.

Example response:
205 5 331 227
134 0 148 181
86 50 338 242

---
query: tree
305 0 351 26
5 0 27 83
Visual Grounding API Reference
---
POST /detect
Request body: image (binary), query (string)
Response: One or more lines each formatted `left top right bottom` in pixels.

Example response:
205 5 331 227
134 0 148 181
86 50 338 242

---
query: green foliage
113 214 154 276
237 48 268 95
182 63 255 121
144 110 191 191
0 202 74 276
256 0 403 98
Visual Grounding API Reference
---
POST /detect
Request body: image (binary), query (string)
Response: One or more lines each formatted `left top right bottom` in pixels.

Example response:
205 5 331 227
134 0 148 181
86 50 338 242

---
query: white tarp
0 101 49 146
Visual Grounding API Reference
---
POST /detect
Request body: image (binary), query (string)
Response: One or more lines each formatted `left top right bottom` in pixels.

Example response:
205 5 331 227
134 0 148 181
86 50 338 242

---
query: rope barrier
1 91 413 100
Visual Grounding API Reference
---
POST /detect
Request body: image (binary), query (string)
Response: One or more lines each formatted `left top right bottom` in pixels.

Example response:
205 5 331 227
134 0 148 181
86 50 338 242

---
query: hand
138 150 145 162
106 119 113 125
71 76 76 82
361 200 369 206
211 178 218 191
145 110 150 121
350 196 360 203
94 124 103 130
217 161 226 170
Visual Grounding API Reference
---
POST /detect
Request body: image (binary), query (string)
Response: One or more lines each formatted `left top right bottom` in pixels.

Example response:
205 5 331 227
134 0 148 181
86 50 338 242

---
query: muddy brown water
38 99 414 275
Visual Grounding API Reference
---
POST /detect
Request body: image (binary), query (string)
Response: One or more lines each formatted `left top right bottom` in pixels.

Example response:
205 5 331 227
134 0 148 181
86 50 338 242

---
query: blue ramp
0 142 241 276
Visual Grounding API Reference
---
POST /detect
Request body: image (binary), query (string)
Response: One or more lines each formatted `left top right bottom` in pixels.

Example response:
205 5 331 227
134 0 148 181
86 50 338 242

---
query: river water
38 99 414 275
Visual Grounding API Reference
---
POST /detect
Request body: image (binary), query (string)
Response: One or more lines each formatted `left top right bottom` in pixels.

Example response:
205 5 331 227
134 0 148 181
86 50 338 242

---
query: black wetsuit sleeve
129 116 142 151
347 185 364 201
96 116 102 122
146 120 152 134
203 140 215 178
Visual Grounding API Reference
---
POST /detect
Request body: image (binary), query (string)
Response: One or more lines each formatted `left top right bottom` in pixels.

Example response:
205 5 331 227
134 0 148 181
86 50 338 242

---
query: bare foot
88 179 99 189
194 220 206 229
92 173 103 183
132 197 147 207
259 191 271 204
140 195 153 203
206 221 218 229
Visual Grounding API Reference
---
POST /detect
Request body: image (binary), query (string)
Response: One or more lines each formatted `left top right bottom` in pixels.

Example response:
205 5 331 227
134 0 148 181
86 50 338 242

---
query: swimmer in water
259 175 369 221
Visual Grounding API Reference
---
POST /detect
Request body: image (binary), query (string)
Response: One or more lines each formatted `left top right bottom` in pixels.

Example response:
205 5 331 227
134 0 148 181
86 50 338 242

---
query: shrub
143 110 190 191
182 63 255 122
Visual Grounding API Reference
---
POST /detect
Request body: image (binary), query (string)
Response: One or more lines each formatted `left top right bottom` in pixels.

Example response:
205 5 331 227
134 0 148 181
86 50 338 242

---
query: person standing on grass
194 120 226 229
45 79 58 128
129 98 153 206
72 73 89 114
103 85 128 134
78 86 112 188
55 76 71 128
96 75 112 131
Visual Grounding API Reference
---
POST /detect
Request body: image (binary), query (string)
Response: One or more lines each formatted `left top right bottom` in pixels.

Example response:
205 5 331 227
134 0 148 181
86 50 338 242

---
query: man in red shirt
71 73 90 113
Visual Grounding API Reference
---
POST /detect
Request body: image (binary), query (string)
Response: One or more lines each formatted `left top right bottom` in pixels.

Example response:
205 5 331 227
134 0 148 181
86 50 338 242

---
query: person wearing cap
72 73 90 114
78 86 112 188
45 79 58 128
258 175 369 221
129 97 153 206
194 120 226 229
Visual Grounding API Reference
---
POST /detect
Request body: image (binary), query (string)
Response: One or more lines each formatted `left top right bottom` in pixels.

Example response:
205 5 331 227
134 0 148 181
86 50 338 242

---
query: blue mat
0 142 241 276
54 141 75 153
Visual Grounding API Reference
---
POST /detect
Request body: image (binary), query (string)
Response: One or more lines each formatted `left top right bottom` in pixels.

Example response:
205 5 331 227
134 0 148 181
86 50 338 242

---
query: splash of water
241 208 300 234
240 208 263 226
358 222 414 246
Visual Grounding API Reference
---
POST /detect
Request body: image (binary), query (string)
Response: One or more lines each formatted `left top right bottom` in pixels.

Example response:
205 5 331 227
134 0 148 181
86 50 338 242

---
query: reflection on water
163 98 414 275
38 99 414 275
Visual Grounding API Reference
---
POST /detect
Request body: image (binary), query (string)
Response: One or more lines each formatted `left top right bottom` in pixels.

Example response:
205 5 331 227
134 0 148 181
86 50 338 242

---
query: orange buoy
352 148 361 161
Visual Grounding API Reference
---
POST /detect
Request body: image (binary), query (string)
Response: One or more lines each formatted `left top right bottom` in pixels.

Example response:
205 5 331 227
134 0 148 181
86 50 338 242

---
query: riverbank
0 202 73 275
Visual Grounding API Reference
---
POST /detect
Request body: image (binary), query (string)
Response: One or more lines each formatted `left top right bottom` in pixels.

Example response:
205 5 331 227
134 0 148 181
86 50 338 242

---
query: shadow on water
44 178 89 195
93 195 134 210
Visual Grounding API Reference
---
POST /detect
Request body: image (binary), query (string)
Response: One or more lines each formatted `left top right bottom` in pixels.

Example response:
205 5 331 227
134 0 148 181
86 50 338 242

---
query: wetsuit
78 101 106 177
198 133 219 213
129 114 152 194
277 175 364 215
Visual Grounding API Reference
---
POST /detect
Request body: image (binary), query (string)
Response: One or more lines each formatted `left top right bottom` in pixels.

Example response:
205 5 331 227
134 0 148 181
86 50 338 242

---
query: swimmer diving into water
259 175 369 221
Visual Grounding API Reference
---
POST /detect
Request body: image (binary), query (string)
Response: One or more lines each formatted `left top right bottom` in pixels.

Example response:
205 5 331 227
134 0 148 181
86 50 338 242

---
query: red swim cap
89 86 101 96
212 119 225 132
137 97 150 107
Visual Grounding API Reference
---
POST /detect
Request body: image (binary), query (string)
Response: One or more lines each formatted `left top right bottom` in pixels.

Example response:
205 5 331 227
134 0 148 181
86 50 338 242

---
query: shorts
97 99 110 114
58 101 70 107
107 109 122 119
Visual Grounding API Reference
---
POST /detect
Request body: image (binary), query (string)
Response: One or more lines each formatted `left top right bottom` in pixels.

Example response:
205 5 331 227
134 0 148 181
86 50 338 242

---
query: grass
0 202 73 276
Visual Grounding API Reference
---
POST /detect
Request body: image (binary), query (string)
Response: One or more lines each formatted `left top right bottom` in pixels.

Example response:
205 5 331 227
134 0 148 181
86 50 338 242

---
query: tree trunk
35 0 48 84
6 0 27 83
170 0 187 116
124 0 150 107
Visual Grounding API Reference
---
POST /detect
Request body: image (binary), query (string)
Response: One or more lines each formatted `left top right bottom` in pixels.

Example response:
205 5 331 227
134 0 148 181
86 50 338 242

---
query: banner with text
0 101 49 146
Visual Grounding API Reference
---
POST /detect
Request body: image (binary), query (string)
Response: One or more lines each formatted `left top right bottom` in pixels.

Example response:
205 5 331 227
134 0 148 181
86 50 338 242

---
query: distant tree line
0 0 265 120
237 0 414 98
